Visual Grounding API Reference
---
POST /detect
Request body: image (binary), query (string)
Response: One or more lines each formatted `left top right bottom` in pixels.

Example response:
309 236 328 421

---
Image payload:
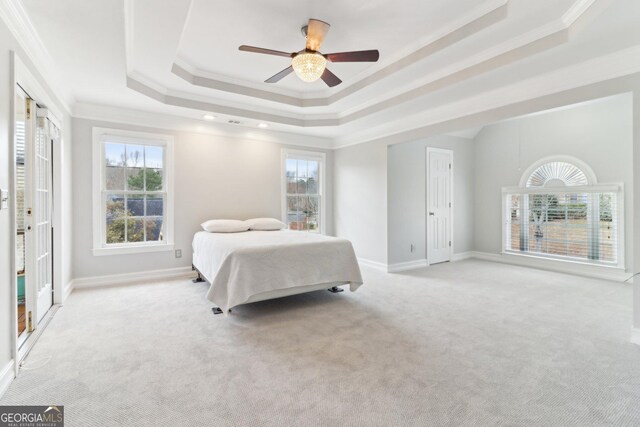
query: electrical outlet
175 249 182 258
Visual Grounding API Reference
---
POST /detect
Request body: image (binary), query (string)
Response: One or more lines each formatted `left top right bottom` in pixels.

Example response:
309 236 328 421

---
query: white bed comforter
192 230 363 312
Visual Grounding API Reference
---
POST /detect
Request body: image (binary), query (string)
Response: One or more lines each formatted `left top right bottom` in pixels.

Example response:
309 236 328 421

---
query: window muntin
503 160 622 267
103 142 166 245
283 150 324 233
93 128 173 254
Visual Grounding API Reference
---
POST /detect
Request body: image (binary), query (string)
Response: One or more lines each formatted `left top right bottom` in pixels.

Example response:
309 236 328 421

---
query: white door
26 108 54 324
427 148 452 265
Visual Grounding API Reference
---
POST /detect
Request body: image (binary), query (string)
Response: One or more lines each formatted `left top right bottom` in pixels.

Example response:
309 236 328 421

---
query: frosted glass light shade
291 53 327 82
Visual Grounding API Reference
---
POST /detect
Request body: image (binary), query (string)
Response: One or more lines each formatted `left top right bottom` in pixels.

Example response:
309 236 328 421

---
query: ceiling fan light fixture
291 52 326 82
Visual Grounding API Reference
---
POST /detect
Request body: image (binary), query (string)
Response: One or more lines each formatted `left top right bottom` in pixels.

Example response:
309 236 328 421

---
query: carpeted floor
2 259 640 426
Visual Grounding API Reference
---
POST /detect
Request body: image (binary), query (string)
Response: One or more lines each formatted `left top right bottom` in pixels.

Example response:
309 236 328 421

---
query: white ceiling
14 0 640 146
177 0 483 93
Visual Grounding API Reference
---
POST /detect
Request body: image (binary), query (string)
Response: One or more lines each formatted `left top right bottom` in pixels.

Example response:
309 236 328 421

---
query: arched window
503 157 622 267
525 161 589 188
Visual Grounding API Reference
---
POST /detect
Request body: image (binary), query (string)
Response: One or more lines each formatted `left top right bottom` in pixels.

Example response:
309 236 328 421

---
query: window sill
501 251 625 271
92 243 175 256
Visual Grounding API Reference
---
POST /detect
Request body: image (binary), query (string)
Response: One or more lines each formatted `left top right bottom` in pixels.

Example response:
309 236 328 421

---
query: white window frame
281 149 326 234
502 182 625 270
92 127 175 255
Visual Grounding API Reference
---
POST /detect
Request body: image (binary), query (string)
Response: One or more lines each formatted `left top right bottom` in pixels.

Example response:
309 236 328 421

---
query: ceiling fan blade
325 50 380 62
239 45 294 58
265 66 294 83
320 68 342 87
306 19 330 51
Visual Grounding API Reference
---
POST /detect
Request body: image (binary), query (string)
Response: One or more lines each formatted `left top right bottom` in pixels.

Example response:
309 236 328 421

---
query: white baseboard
361 253 472 273
470 251 629 282
357 258 388 272
62 281 74 302
387 259 428 273
0 359 15 399
72 266 194 290
452 252 473 262
631 328 640 346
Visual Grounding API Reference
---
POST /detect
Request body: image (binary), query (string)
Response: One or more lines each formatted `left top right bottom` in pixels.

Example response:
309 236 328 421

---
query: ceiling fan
239 19 379 87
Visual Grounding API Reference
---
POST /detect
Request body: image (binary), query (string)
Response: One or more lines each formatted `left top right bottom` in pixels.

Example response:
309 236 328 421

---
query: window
282 149 325 233
503 158 623 267
92 128 174 255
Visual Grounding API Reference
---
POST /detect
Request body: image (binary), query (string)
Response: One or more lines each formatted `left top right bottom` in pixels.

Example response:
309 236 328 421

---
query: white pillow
245 217 287 231
201 219 250 233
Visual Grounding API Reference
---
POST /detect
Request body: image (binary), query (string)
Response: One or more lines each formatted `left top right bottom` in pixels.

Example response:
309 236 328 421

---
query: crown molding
562 0 596 26
333 46 640 148
0 0 75 115
171 0 509 106
126 0 599 130
126 76 338 127
74 45 640 152
73 102 335 150
124 0 135 74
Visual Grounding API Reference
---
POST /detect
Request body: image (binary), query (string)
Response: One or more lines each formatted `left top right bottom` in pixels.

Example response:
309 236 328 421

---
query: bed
192 230 364 314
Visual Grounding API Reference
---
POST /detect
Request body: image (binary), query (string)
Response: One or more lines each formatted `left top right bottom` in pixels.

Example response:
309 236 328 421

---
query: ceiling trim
171 61 306 107
73 102 335 150
334 45 640 148
170 0 509 107
124 0 135 74
127 0 599 129
0 0 74 115
73 46 640 152
126 76 338 126
562 0 596 25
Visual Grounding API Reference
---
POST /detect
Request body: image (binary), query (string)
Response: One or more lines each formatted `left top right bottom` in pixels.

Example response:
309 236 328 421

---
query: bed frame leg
192 271 205 283
212 307 230 315
328 286 344 293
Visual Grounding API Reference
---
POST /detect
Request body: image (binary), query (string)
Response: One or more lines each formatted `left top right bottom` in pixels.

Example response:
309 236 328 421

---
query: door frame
426 147 454 265
10 51 64 373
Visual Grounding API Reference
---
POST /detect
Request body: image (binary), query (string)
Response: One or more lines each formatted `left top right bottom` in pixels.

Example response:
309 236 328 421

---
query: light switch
0 189 8 210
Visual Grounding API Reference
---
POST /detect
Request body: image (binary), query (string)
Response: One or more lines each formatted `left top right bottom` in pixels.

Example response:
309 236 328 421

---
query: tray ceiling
14 0 640 145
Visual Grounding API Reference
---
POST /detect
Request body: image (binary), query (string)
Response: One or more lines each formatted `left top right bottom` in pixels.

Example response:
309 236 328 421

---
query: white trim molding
91 127 175 256
357 258 388 272
452 252 473 262
72 266 193 290
0 360 15 399
631 328 640 346
0 0 74 113
387 259 428 273
426 147 454 265
470 251 629 282
281 149 327 234
62 281 74 303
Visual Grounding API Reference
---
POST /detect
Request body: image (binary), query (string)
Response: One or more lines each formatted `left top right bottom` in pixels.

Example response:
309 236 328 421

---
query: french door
32 108 55 323
19 97 55 336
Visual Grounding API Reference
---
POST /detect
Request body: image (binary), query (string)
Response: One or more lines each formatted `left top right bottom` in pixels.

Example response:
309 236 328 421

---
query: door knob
429 212 435 216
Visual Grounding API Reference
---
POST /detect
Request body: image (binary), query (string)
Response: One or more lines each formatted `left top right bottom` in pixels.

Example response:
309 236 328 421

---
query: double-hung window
92 128 174 255
503 159 623 267
282 149 325 233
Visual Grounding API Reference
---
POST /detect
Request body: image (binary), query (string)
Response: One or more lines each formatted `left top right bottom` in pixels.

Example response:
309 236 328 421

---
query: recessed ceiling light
202 114 216 121
258 123 269 128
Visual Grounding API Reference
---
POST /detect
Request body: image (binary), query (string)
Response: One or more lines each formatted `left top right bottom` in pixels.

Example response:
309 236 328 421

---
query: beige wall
71 118 333 279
